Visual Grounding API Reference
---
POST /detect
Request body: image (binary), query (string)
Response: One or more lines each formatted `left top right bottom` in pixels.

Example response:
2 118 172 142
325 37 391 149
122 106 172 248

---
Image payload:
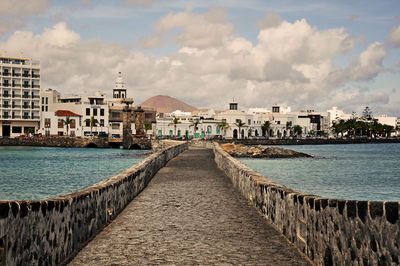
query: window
45 97 48 104
32 102 34 108
45 118 51 128
100 119 104 126
42 97 44 104
70 119 76 128
111 112 120 118
100 109 104 116
248 119 251 125
58 119 64 128
93 109 98 116
112 123 120 129
12 126 22 133
42 106 44 111
86 120 90 127
45 106 48 112
86 108 90 116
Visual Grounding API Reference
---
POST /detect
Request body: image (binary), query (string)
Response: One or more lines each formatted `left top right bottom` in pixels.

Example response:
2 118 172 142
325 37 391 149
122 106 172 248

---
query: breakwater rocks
0 136 152 150
217 138 400 146
220 143 312 158
193 141 399 265
0 142 188 265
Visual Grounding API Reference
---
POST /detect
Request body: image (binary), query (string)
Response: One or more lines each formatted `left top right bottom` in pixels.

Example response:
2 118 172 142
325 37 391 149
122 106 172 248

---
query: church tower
113 72 127 99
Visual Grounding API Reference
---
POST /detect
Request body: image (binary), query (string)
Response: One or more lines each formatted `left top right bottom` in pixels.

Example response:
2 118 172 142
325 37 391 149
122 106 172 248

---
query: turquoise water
240 143 400 201
0 146 150 201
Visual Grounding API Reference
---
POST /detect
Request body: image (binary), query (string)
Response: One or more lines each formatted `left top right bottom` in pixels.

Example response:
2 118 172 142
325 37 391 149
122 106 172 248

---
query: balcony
12 73 21 77
2 83 10 87
32 116 40 119
2 73 10 76
12 105 21 108
3 104 10 108
23 85 30 88
32 85 40 88
22 115 29 119
3 115 9 119
2 94 10 98
22 94 30 99
22 74 30 78
12 115 21 119
12 83 21 87
32 95 40 99
32 74 40 78
32 106 40 109
22 105 30 109
12 94 21 98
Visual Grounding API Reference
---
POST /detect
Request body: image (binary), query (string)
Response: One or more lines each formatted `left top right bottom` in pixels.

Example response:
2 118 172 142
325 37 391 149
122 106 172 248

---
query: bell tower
113 72 127 99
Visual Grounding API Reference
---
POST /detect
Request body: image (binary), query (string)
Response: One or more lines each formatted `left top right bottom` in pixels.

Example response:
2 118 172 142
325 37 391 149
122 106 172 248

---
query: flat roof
0 56 29 61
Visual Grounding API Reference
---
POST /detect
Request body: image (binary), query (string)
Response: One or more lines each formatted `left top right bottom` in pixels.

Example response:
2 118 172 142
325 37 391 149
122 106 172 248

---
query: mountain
139 95 197 113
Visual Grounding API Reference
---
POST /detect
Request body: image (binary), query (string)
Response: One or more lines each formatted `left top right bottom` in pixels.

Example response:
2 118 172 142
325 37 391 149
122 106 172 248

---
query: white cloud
145 7 234 48
389 24 400 47
0 0 50 34
257 11 282 29
0 11 393 114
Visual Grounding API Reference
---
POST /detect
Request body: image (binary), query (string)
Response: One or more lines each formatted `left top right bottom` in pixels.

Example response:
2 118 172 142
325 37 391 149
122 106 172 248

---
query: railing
2 94 10 97
23 85 30 88
32 106 40 109
12 73 21 77
32 74 40 78
12 84 21 87
22 116 29 119
12 115 21 119
22 74 30 78
12 105 21 108
3 105 9 108
2 73 10 76
22 95 30 98
32 116 40 119
22 105 30 109
12 94 21 98
3 115 9 119
2 83 10 87
32 95 40 99
32 85 40 88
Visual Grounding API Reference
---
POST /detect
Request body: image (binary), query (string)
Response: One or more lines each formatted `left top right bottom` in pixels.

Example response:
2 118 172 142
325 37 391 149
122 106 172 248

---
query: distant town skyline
1 0 399 115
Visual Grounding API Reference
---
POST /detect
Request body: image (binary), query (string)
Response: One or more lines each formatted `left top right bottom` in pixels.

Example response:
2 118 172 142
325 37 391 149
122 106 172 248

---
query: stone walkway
69 148 309 265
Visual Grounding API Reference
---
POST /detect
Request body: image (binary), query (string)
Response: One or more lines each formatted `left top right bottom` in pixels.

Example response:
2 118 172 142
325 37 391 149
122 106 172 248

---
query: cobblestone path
70 148 309 265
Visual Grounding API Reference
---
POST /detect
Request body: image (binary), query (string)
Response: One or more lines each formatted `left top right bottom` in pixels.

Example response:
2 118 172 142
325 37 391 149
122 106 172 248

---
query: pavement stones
69 147 310 265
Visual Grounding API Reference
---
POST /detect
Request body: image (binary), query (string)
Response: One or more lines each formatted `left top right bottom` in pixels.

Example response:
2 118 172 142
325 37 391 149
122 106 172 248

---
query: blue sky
1 0 399 115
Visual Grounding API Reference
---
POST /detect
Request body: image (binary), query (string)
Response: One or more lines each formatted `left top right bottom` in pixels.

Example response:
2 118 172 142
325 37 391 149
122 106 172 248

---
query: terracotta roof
55 110 82 117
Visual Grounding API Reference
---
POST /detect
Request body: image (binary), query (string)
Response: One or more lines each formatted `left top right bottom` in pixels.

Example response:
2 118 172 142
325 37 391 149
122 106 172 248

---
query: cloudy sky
1 0 400 115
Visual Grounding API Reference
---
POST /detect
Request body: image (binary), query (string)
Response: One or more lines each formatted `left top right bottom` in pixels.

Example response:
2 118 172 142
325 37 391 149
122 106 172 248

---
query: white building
0 56 41 137
327 106 354 125
39 89 109 137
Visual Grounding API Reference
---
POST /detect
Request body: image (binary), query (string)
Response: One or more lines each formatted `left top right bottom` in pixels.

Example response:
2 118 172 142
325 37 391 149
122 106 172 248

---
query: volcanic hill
139 95 197 113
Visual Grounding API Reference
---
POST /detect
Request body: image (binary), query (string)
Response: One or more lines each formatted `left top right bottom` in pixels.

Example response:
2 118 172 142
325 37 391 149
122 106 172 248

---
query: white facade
327 106 354 125
38 89 109 137
0 57 41 137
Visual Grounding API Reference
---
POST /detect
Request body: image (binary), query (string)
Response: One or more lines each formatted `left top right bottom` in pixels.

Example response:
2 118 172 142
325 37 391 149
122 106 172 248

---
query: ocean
240 143 400 201
0 146 150 201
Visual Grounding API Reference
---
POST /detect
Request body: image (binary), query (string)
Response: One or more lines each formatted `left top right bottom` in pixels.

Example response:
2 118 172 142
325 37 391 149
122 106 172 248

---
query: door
2 125 10 137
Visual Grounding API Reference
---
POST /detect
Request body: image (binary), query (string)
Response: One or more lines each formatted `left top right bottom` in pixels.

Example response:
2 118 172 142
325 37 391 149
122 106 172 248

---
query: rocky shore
220 143 312 158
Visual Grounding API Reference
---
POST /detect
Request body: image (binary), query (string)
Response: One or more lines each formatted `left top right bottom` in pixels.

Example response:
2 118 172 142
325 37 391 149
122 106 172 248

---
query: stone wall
216 138 400 146
210 142 399 265
0 142 188 265
0 136 109 148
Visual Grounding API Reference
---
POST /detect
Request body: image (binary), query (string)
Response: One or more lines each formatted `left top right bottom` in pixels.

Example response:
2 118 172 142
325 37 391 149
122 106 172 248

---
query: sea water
0 146 150 200
240 143 400 201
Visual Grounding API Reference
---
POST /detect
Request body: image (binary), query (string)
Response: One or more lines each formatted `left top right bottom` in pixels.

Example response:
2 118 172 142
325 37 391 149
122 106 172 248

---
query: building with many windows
0 56 41 137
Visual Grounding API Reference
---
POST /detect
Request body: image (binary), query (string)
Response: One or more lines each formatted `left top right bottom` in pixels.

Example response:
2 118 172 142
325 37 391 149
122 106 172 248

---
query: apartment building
0 56 40 137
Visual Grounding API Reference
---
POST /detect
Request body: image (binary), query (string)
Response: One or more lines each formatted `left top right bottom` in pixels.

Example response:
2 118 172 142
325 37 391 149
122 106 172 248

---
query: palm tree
189 119 201 138
217 120 229 138
85 116 99 135
234 119 247 139
168 117 181 137
62 116 73 136
292 125 303 138
261 121 271 137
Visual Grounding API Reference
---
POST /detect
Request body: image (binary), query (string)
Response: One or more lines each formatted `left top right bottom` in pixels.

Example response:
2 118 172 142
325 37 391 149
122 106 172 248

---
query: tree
62 116 73 136
234 119 247 139
85 116 99 135
332 119 346 138
168 117 181 136
292 125 303 138
261 121 271 137
362 106 373 121
217 120 229 138
189 119 201 138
